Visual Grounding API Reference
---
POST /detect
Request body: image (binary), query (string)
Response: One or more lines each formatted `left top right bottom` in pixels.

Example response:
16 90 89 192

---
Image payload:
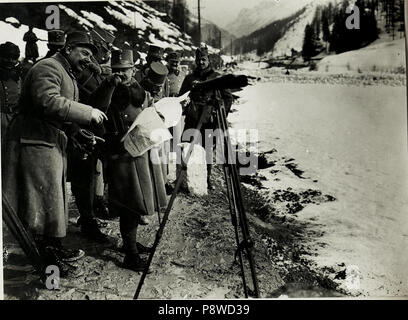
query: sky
185 0 271 28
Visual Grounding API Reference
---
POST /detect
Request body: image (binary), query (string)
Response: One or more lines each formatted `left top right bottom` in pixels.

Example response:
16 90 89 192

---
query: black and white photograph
0 0 407 302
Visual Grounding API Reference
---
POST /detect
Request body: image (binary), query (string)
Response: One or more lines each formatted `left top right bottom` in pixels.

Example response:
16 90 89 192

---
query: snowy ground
318 37 406 74
229 76 408 297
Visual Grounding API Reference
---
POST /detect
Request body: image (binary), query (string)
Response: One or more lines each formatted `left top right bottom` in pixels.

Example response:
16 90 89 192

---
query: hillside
144 0 236 48
272 0 341 57
0 0 218 62
225 0 314 38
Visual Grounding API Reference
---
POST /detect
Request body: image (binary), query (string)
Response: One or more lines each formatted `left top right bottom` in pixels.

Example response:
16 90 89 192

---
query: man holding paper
100 49 169 272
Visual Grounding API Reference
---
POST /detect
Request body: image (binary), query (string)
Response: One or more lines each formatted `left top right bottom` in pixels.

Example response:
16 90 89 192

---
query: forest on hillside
302 0 405 60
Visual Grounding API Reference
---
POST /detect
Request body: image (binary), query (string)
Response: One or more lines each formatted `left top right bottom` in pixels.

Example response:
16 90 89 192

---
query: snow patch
80 11 117 32
59 4 94 30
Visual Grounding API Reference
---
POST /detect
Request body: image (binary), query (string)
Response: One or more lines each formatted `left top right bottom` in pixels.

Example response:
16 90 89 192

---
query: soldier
140 61 169 102
2 31 107 277
23 25 39 63
135 45 170 98
179 45 233 190
165 51 186 152
166 51 186 97
139 62 172 194
66 28 115 242
135 45 163 82
97 49 167 271
0 42 22 140
44 29 66 59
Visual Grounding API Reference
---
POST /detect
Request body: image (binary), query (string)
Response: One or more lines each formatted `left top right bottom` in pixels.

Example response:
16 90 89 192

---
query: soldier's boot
80 218 109 244
94 195 111 220
38 237 85 263
41 247 84 279
122 253 151 273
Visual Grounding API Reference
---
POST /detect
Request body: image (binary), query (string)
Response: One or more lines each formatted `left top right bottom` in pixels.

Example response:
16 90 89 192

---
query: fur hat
0 42 20 60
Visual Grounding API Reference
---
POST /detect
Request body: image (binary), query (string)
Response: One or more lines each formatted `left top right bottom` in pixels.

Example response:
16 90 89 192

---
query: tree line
302 0 404 60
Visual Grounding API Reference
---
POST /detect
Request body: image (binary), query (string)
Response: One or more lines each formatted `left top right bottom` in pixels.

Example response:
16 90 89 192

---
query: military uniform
0 74 21 135
135 45 170 99
66 30 115 237
98 50 167 269
166 51 186 97
179 46 233 188
2 52 95 238
0 42 22 138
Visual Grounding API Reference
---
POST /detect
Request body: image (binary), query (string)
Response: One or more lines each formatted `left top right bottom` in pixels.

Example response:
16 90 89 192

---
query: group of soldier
1 26 232 278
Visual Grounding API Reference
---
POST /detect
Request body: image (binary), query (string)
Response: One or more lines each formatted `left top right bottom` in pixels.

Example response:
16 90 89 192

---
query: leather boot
80 218 109 243
122 253 150 273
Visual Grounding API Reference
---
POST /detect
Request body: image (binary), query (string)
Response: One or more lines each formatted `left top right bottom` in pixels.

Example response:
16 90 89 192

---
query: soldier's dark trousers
69 154 97 221
120 212 139 254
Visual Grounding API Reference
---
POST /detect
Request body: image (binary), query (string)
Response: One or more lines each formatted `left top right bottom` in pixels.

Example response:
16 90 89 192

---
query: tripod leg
215 102 260 298
134 105 209 299
222 166 249 298
2 194 44 273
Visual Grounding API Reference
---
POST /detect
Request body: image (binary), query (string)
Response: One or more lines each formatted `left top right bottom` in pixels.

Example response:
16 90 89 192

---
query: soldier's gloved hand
191 80 200 89
106 73 124 86
88 62 102 75
180 96 190 109
91 108 108 124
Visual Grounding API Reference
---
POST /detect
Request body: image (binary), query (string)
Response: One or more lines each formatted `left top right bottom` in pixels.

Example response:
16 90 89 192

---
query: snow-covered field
318 37 406 74
230 80 408 297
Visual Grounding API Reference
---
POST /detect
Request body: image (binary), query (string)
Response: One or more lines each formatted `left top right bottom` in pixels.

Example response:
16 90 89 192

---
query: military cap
0 42 20 59
111 49 134 69
147 61 168 85
164 47 174 55
147 45 164 59
48 30 66 46
65 31 98 55
166 51 180 62
195 45 209 59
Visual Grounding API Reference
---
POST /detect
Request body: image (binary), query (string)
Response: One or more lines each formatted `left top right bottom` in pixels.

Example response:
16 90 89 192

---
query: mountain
272 0 340 57
225 0 315 38
144 0 235 48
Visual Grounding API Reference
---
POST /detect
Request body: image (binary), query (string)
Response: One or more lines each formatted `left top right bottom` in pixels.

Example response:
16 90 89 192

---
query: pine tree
302 24 318 60
322 14 331 53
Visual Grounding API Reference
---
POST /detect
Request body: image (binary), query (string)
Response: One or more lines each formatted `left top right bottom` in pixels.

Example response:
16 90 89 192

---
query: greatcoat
99 78 168 218
2 53 93 237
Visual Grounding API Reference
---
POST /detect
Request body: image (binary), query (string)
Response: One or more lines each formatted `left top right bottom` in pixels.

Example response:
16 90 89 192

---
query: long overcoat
2 53 94 237
100 79 168 218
